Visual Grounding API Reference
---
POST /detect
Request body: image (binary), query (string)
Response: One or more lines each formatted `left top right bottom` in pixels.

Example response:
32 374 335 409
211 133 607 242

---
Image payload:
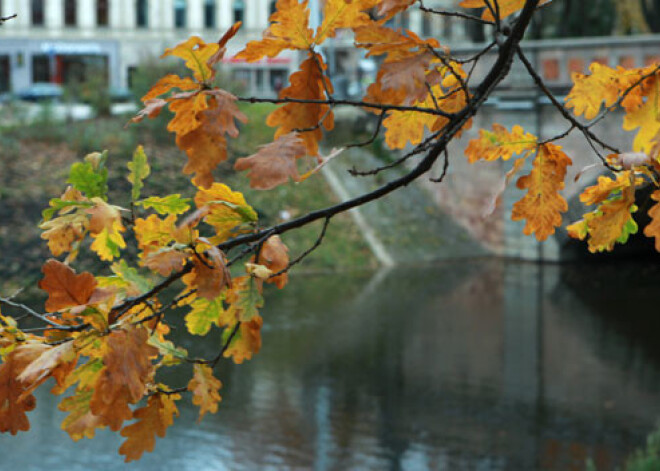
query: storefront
0 39 119 94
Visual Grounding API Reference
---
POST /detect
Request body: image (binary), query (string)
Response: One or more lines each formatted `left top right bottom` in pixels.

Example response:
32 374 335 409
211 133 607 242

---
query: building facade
0 0 468 97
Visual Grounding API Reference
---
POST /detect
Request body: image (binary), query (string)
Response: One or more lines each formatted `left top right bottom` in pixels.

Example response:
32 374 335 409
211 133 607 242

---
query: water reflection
2 261 660 470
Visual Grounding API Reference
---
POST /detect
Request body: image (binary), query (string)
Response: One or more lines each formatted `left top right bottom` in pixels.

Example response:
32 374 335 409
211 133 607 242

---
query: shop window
233 0 244 24
31 0 44 26
204 0 216 28
97 0 109 26
174 0 186 28
136 0 148 27
32 55 51 83
64 0 77 27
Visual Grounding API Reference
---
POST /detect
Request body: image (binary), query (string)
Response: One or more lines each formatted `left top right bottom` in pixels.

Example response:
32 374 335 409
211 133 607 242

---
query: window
174 0 186 28
233 0 244 24
204 0 216 28
97 0 109 26
31 0 44 26
422 12 432 37
269 0 276 17
0 56 10 93
32 55 51 83
64 0 77 27
136 0 148 27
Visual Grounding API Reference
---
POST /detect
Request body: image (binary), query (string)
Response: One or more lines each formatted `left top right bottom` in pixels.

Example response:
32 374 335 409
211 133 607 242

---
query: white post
48 0 65 28
218 0 231 28
189 0 203 31
79 0 95 28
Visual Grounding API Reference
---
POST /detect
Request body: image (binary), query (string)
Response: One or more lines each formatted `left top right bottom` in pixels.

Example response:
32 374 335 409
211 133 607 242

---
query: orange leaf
511 143 572 241
223 316 263 364
316 0 380 44
258 235 290 289
90 326 158 431
141 74 198 102
119 393 180 462
0 345 44 435
17 342 77 399
377 0 415 19
187 364 222 421
267 53 334 156
234 133 307 189
38 260 98 313
459 0 551 20
167 91 209 137
644 189 660 251
183 249 231 300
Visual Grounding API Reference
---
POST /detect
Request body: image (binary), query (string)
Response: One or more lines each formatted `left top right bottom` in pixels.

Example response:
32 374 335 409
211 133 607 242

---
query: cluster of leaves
2 0 660 463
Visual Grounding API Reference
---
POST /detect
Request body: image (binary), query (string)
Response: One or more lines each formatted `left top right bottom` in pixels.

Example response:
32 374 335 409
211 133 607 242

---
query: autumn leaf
459 0 551 20
140 74 198 102
644 190 660 251
59 389 106 441
194 183 258 241
90 326 158 431
235 0 313 61
143 248 189 277
259 235 290 289
225 275 264 323
188 364 222 421
38 260 98 313
67 151 109 200
184 297 224 336
623 75 660 154
0 346 40 435
119 392 180 462
17 342 77 399
511 143 572 241
377 0 415 19
40 213 89 258
162 36 220 82
182 249 230 301
266 53 334 156
234 133 308 189
137 195 191 215
128 146 150 202
464 124 537 163
565 63 625 120
223 316 263 364
316 0 380 44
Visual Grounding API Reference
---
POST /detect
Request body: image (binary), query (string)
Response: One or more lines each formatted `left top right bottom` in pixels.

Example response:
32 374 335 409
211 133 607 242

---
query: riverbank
0 106 376 289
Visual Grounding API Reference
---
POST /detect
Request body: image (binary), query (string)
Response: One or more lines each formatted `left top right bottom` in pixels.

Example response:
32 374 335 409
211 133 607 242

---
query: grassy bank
0 104 376 289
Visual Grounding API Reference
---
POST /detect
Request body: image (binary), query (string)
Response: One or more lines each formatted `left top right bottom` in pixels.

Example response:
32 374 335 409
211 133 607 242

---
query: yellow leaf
623 76 660 154
223 316 263 364
459 0 550 20
194 183 257 241
58 389 106 441
141 74 198 102
162 36 220 82
235 0 313 61
565 63 625 120
511 143 572 241
644 189 660 252
464 124 537 163
316 0 380 44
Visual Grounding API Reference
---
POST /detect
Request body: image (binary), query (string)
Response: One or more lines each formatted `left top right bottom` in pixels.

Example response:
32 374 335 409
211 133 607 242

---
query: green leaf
137 195 191 215
233 277 263 322
42 199 94 221
148 336 189 366
185 297 224 336
110 260 153 293
127 146 150 202
67 151 109 199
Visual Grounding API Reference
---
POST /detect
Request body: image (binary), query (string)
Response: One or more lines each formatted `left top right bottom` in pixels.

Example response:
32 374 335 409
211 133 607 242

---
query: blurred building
0 0 471 98
0 0 298 96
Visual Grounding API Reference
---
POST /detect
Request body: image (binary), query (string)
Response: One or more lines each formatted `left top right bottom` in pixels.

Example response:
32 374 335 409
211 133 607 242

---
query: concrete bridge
331 35 660 263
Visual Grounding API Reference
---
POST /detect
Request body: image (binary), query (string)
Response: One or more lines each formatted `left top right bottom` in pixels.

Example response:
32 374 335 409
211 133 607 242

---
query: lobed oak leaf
316 0 380 44
565 63 625 121
40 213 89 258
0 346 41 435
235 0 313 61
17 342 77 399
623 75 660 154
194 183 258 241
511 143 572 241
258 235 290 289
137 195 191 216
177 90 247 189
585 197 638 253
119 392 180 462
459 0 551 20
266 53 334 156
90 326 158 431
38 260 98 313
127 146 150 202
162 36 220 83
464 124 537 163
184 297 225 336
644 190 660 251
183 249 231 301
209 22 242 67
234 133 307 189
377 0 416 19
188 364 222 422
59 389 106 441
142 248 189 277
579 172 634 206
140 74 198 102
167 92 209 137
90 220 127 261
130 98 168 124
223 316 263 364
225 275 264 322
379 52 435 104
134 214 178 252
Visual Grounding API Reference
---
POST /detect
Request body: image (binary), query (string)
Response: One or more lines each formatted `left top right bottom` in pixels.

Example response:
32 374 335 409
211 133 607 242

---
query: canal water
1 260 660 470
